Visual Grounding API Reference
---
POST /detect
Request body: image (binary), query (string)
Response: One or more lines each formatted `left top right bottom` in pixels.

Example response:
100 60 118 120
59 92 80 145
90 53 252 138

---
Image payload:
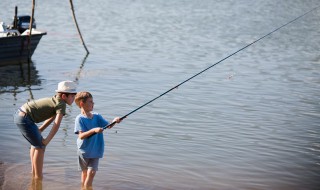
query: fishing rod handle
103 122 116 130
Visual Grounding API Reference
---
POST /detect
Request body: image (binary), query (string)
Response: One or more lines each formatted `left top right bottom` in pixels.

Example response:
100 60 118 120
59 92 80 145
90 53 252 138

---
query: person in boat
74 91 121 189
14 81 77 180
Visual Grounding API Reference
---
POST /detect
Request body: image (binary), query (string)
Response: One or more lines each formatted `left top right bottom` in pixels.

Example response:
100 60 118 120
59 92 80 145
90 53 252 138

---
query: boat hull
0 32 46 66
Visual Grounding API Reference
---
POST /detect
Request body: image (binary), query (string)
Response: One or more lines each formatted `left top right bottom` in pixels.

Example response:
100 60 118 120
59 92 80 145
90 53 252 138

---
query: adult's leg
32 147 45 180
30 147 35 175
15 113 44 177
29 176 43 190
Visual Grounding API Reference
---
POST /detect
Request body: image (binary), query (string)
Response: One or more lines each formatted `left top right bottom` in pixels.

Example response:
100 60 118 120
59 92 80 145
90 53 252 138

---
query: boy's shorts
14 109 45 149
78 154 99 171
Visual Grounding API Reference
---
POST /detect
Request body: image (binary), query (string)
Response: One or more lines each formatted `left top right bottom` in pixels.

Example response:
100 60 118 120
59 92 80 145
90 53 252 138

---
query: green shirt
22 95 66 123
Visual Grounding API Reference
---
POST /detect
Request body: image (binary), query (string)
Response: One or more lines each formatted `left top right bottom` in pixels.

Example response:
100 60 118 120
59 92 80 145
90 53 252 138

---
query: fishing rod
103 5 320 130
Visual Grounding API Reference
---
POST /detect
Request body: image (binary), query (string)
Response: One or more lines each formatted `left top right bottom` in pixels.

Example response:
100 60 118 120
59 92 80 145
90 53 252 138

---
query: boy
74 91 121 189
14 80 77 180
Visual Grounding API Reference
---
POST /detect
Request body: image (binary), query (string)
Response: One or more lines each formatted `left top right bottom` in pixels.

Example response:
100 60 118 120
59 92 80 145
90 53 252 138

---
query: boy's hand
112 117 122 123
107 117 122 129
93 127 103 133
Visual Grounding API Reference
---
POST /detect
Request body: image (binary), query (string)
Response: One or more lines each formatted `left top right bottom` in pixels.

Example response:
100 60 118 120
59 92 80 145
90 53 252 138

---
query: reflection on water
29 178 43 190
74 53 89 84
0 62 41 100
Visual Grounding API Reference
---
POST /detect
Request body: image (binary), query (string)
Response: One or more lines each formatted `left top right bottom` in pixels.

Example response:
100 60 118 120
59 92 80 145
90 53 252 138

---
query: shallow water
1 0 320 189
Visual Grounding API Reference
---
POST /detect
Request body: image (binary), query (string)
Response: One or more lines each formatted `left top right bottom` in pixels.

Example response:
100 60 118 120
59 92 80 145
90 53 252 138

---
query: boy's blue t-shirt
74 113 109 158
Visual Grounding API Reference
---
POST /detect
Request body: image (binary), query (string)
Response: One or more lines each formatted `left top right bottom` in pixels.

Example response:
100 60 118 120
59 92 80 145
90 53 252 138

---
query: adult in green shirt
14 81 77 180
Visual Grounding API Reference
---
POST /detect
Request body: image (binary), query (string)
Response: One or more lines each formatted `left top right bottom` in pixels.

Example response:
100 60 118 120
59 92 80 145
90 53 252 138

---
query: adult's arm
39 115 56 132
42 113 64 145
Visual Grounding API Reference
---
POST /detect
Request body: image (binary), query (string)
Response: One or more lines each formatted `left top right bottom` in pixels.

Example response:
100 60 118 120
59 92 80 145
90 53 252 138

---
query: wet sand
0 161 33 190
0 161 85 190
0 162 3 189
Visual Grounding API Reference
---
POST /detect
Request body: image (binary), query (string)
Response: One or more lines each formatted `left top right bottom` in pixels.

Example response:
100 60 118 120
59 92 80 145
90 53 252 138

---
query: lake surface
1 0 320 189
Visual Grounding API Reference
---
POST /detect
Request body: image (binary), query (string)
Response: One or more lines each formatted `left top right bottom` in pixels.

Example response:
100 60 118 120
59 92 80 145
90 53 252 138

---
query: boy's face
82 97 94 112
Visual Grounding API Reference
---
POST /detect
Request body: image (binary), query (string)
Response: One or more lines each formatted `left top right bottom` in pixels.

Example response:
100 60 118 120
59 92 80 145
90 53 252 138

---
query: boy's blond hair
75 91 92 108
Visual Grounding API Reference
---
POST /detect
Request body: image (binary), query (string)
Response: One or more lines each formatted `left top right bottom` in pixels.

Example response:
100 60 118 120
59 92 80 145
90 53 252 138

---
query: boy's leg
81 170 87 188
84 158 99 188
84 169 96 188
32 148 45 179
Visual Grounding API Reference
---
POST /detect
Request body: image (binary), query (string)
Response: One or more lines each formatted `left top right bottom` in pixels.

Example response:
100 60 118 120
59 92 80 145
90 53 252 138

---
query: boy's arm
78 127 103 140
39 115 56 132
42 113 64 145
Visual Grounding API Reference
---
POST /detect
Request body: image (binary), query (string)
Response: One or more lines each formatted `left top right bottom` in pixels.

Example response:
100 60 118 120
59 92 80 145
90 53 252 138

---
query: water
1 0 320 189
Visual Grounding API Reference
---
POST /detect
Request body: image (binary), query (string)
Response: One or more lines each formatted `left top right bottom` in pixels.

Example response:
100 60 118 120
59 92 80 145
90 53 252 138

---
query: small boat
0 7 46 66
13 15 37 34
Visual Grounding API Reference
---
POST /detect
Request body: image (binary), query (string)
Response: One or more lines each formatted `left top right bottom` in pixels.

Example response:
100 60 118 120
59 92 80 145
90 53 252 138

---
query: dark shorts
14 109 44 149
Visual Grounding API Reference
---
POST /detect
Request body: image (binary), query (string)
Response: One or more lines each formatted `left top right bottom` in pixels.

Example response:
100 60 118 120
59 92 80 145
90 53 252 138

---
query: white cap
55 81 77 93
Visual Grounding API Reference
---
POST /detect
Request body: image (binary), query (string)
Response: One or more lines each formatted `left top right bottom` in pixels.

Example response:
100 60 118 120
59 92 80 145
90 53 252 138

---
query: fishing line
104 5 320 129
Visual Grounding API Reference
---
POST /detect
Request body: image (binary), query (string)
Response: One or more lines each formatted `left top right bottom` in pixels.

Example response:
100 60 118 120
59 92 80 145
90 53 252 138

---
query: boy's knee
88 169 96 176
86 169 96 181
